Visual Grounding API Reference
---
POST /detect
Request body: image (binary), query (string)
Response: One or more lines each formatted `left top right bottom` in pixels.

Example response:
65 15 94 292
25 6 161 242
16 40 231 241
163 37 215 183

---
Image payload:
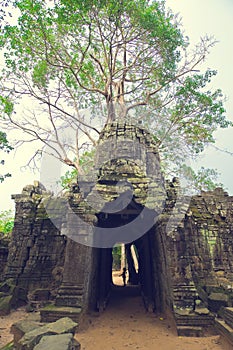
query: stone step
215 319 233 346
174 310 215 338
57 286 84 296
175 313 214 327
177 326 203 337
40 306 82 323
218 307 233 328
173 285 197 295
173 285 198 293
173 285 198 308
55 295 83 308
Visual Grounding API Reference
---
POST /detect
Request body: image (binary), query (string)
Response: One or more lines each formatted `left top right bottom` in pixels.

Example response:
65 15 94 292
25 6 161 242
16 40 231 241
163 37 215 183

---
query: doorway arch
92 199 171 313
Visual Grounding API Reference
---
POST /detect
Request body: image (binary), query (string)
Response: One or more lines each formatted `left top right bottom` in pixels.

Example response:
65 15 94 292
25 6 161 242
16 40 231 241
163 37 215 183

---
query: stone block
208 293 228 313
17 317 78 350
0 283 27 315
11 320 43 347
0 280 15 293
31 289 50 301
177 326 203 337
34 334 80 350
194 307 210 315
0 295 12 315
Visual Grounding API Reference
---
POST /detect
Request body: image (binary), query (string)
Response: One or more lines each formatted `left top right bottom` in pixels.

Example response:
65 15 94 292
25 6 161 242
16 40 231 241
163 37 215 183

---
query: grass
0 341 14 350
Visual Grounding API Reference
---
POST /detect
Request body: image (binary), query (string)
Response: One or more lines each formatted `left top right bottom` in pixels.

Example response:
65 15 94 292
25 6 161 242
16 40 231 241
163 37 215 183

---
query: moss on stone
0 295 12 315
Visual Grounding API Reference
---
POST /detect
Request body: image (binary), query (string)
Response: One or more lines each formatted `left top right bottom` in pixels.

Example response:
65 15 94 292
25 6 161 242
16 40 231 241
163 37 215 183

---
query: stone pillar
55 239 91 308
41 192 97 323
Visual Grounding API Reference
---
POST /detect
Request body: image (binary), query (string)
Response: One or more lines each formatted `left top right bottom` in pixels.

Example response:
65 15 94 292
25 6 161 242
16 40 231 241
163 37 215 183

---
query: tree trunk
121 244 126 271
126 243 138 285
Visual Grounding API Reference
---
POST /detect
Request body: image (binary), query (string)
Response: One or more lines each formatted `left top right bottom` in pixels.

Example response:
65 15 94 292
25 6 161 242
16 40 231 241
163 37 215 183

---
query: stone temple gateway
1 122 233 342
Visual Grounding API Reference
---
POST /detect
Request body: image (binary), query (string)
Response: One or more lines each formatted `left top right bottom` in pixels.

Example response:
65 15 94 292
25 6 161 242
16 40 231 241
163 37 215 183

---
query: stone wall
165 187 233 288
4 182 67 300
187 188 233 288
159 184 233 319
0 234 9 282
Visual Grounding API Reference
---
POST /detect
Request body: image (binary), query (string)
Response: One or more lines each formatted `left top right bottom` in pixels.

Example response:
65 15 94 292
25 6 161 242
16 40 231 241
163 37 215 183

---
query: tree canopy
0 130 12 182
0 0 231 189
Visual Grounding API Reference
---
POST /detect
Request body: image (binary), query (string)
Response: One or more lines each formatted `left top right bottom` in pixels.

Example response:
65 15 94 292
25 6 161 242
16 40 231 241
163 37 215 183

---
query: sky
166 0 233 192
1 0 233 211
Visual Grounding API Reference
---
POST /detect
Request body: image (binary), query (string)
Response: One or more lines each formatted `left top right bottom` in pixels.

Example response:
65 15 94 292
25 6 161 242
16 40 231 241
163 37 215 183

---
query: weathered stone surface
215 319 233 346
177 326 203 337
1 181 67 316
31 289 50 301
0 279 15 293
40 306 82 323
11 320 44 347
209 293 228 302
208 293 228 313
0 281 28 315
0 295 12 315
17 317 78 350
194 308 210 315
34 334 80 350
175 308 191 316
0 234 9 282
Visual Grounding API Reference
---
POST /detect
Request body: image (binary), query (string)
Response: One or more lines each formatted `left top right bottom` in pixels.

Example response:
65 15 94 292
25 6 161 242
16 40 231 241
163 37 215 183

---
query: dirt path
76 273 231 350
0 274 232 349
0 308 27 347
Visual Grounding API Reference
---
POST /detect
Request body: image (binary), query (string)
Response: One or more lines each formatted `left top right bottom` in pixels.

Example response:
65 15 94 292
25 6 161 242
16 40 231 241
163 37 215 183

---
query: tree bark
126 243 138 285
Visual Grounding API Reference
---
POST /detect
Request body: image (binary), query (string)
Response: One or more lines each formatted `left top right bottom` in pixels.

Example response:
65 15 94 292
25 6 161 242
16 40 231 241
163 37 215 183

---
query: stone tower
41 121 171 321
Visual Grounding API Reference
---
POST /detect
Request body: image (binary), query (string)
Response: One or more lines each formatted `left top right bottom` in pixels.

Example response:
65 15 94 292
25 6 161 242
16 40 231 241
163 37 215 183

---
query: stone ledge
218 307 233 328
215 319 233 346
40 306 82 323
177 326 203 337
174 312 214 327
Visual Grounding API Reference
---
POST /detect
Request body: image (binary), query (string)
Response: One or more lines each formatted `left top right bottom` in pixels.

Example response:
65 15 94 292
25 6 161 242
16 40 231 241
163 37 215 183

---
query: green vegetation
0 210 14 235
0 131 12 183
0 341 14 350
0 0 231 190
60 149 95 189
112 245 122 270
181 165 224 192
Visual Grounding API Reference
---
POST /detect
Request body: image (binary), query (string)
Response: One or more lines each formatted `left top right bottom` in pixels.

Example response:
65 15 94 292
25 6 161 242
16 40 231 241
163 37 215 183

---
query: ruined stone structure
1 122 233 341
0 234 9 282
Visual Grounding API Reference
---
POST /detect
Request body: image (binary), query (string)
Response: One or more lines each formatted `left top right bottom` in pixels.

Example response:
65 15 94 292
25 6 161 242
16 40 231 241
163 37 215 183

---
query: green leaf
0 209 14 235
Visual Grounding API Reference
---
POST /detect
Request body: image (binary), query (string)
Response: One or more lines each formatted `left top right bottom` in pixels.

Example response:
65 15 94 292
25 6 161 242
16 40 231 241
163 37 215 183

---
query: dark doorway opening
94 198 168 314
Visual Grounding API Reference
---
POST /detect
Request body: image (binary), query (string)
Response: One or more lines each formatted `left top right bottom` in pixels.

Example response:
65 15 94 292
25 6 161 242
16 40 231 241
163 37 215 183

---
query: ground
0 308 26 347
76 272 231 350
0 272 232 350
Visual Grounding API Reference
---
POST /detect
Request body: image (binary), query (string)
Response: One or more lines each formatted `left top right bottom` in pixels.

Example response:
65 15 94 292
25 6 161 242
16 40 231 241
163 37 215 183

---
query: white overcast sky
1 0 233 211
